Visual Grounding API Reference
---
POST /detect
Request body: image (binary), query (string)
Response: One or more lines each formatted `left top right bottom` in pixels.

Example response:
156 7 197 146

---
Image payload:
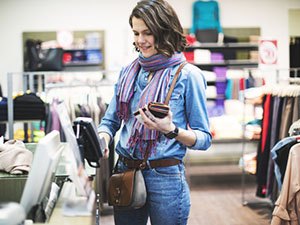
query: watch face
165 127 179 139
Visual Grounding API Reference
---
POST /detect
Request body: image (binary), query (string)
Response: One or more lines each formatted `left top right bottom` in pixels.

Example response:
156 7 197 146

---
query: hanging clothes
0 83 7 136
256 85 300 198
270 136 298 190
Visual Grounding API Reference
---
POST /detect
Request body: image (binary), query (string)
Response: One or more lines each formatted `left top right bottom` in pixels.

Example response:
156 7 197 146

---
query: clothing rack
240 67 300 208
6 70 117 140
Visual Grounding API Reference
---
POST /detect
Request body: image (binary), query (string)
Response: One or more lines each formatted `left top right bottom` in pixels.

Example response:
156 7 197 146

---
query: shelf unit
22 30 105 71
184 41 259 119
184 42 259 70
183 40 261 184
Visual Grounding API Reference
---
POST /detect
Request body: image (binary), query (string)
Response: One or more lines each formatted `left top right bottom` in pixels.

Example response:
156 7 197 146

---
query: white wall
1 0 300 94
289 9 300 36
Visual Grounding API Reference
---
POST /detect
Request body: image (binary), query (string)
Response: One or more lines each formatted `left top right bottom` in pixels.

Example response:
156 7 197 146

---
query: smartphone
133 107 146 116
133 107 147 124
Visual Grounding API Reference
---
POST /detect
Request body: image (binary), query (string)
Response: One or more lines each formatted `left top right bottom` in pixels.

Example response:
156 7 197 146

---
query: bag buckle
114 187 121 204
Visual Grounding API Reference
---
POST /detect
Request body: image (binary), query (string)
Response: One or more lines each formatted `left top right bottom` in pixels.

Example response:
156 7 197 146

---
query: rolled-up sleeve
185 65 212 150
97 82 122 143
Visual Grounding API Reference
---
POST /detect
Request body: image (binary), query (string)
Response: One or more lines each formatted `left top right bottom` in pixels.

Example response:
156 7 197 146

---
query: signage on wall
259 39 278 65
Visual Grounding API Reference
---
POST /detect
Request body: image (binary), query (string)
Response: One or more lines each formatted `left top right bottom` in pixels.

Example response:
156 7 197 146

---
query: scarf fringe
128 129 159 157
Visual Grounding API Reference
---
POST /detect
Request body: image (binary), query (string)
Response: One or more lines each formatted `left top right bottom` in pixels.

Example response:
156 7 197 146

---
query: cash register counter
0 172 95 225
39 212 92 225
0 143 97 225
35 184 94 225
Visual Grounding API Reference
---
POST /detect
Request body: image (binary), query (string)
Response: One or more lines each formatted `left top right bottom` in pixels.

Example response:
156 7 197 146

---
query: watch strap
164 126 179 139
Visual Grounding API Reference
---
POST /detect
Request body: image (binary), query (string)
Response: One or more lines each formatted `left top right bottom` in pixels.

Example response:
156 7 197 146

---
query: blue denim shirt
271 136 297 190
98 63 212 161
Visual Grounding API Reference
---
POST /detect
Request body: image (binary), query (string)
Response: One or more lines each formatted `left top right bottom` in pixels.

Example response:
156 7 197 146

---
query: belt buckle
139 161 146 170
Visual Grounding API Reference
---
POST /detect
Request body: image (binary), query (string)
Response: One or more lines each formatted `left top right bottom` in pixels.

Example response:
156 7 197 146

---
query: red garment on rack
239 78 245 91
261 94 271 153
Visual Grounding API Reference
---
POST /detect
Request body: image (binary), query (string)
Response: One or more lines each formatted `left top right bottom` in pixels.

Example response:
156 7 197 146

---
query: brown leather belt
119 156 181 169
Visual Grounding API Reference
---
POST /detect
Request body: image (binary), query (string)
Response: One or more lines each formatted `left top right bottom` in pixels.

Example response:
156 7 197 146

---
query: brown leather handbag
107 61 187 210
108 168 146 209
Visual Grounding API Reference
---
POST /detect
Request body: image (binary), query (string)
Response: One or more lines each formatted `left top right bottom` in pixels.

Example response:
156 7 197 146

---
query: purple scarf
116 53 185 155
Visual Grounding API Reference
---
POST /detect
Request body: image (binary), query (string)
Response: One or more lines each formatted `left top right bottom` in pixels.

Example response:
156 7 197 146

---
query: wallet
133 102 169 119
147 102 169 118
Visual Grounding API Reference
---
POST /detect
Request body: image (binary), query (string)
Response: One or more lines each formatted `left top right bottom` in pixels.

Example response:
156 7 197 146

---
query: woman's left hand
137 106 176 134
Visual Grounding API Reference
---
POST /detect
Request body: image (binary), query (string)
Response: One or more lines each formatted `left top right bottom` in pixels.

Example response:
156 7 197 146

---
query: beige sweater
0 140 33 174
271 143 300 225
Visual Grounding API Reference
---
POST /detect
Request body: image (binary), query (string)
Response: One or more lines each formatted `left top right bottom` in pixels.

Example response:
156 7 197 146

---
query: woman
98 0 212 224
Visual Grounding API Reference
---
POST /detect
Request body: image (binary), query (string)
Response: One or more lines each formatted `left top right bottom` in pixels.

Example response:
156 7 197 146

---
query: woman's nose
137 34 145 43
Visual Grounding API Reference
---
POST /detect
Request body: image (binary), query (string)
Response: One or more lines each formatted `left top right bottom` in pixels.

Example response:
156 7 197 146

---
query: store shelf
22 30 105 71
185 42 258 51
184 41 259 70
192 59 258 68
64 62 101 67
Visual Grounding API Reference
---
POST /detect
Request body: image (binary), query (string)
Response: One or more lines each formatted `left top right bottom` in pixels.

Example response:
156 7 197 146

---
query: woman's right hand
99 132 111 158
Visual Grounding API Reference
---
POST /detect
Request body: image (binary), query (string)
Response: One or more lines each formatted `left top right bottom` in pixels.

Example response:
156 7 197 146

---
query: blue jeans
113 160 191 225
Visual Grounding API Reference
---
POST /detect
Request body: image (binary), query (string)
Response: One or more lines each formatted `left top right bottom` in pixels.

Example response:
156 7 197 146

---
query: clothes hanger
295 132 300 141
289 119 300 136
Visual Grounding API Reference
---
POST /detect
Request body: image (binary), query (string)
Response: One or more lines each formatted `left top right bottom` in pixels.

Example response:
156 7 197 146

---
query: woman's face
132 16 157 58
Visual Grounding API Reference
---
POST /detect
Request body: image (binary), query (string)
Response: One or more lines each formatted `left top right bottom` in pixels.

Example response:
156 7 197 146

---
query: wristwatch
164 126 179 139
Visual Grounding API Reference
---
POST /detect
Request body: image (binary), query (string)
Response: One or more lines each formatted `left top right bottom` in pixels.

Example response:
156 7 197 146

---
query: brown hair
129 0 186 57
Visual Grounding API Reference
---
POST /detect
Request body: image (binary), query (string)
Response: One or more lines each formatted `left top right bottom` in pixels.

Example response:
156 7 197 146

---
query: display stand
6 70 116 140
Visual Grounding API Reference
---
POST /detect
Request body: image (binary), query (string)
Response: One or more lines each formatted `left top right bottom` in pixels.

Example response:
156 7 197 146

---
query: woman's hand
137 105 197 147
137 106 175 134
99 132 111 158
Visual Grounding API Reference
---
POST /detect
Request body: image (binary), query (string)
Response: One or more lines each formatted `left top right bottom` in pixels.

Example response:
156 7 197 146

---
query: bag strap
139 61 187 169
164 61 187 105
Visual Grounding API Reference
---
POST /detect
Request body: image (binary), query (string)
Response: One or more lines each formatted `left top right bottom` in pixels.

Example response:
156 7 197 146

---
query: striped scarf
116 52 185 155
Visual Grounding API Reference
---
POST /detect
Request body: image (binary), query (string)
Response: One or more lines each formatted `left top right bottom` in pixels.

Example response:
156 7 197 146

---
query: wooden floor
99 169 273 225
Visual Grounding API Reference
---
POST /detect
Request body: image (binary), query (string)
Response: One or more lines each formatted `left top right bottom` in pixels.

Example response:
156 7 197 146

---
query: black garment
0 97 8 121
266 96 283 198
290 37 300 77
13 93 46 120
196 29 218 43
0 89 6 136
274 140 298 184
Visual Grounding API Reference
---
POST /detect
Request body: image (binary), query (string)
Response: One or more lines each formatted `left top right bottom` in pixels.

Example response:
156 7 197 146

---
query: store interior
0 0 300 225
